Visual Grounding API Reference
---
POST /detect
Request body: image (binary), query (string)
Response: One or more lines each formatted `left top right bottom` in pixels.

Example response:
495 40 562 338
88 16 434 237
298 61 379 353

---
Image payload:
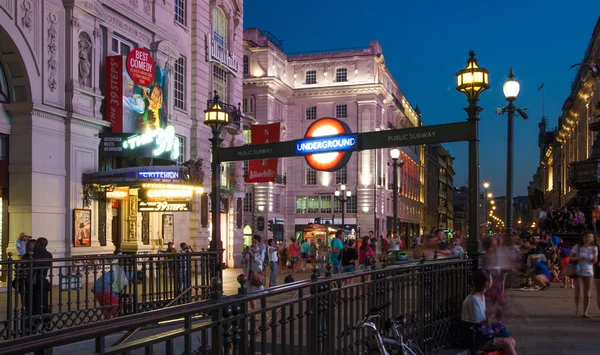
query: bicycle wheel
402 340 424 355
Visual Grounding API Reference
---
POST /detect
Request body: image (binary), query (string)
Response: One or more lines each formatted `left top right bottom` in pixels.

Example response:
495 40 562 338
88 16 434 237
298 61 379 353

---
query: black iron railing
0 251 221 341
0 257 472 355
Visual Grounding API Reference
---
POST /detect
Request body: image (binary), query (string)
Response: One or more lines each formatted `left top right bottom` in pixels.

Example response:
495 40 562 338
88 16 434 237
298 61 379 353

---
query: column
120 189 151 253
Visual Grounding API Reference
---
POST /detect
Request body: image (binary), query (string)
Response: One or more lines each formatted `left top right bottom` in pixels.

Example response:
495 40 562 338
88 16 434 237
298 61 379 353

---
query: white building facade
0 0 246 267
242 29 424 243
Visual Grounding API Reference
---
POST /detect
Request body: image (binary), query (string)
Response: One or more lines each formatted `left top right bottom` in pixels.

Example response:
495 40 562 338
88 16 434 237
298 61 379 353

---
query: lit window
336 104 347 119
335 165 347 184
243 55 249 75
176 135 185 165
307 196 319 214
336 68 347 82
305 165 316 185
0 64 8 103
305 70 316 84
213 65 228 103
174 57 186 110
320 196 332 214
296 196 307 214
306 106 317 120
175 0 186 25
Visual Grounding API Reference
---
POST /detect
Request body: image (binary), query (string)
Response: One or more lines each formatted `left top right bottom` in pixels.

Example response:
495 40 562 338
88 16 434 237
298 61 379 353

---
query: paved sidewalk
503 284 600 355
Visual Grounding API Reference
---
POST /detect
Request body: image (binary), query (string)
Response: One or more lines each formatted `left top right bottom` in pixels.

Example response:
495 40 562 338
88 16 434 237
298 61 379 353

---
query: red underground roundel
303 117 354 172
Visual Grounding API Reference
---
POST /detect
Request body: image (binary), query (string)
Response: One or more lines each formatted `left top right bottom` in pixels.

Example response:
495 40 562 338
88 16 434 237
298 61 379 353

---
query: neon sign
138 171 180 179
122 125 180 161
138 201 191 212
295 135 356 155
145 189 193 199
106 190 129 199
302 117 354 172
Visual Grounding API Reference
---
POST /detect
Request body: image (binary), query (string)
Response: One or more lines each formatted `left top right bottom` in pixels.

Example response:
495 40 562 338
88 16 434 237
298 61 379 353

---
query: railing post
6 252 14 340
210 277 223 354
235 275 247 355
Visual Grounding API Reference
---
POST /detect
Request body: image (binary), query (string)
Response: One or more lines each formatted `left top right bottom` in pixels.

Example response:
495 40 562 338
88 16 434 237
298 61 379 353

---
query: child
460 269 517 355
547 252 561 282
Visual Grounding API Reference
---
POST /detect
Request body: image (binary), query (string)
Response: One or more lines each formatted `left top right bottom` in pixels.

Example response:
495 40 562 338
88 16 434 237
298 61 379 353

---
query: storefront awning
82 166 202 188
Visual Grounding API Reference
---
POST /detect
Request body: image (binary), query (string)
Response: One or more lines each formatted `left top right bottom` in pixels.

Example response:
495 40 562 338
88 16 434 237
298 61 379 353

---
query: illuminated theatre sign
297 117 357 172
100 125 180 161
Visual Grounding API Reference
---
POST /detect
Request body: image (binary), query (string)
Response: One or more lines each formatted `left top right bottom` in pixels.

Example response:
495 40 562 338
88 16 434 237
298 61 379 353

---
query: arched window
212 7 228 50
0 64 9 103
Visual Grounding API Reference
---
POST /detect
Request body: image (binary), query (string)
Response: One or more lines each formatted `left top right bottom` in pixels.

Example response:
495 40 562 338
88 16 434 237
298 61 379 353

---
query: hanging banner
246 122 280 183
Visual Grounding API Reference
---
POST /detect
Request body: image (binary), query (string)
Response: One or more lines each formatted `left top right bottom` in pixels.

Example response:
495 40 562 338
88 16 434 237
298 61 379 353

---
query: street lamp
389 148 404 243
456 50 489 267
335 184 352 227
482 181 490 224
204 91 243 279
498 69 528 246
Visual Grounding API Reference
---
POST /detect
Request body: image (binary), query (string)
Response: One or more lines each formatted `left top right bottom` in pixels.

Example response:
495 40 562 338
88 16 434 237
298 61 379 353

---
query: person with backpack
287 237 301 272
358 236 375 270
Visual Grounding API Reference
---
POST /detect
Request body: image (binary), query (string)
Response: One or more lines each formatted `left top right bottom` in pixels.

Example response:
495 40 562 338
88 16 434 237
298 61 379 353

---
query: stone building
423 144 455 233
0 0 247 267
241 29 425 243
529 17 600 215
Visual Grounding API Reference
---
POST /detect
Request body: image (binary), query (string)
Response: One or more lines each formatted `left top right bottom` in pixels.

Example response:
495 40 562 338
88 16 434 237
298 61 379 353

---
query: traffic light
267 220 273 232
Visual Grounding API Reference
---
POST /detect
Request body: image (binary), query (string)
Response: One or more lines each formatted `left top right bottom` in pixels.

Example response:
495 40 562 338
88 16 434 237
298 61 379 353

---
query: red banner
105 55 123 133
246 122 280 183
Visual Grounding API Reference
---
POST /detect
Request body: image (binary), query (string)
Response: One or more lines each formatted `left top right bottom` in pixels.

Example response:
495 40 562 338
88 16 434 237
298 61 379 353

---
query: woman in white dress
571 231 598 318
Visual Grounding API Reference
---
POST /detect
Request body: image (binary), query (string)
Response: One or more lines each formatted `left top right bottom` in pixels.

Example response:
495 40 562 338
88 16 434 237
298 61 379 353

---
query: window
335 165 347 185
175 0 186 25
334 199 343 214
111 37 132 56
176 135 185 165
305 70 316 84
335 68 347 82
305 165 317 185
346 196 358 214
213 7 228 50
174 57 186 110
213 65 228 104
306 106 317 120
320 196 332 214
275 101 284 120
243 97 255 113
296 196 307 214
336 104 347 119
244 193 253 213
307 196 319 214
0 64 8 103
274 194 281 213
243 160 249 178
243 55 249 75
242 99 248 113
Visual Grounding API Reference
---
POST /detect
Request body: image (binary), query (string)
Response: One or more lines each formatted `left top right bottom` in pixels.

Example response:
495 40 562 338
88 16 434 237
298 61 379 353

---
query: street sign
218 122 472 162
360 122 471 150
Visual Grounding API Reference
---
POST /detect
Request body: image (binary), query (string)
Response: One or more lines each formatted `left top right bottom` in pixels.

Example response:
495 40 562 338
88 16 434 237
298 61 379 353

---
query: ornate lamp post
389 148 404 243
335 184 352 227
203 91 243 278
456 50 489 266
498 69 528 245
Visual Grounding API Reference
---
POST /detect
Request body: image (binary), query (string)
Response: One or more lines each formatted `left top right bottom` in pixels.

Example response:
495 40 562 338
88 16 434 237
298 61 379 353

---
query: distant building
423 144 455 232
453 186 468 235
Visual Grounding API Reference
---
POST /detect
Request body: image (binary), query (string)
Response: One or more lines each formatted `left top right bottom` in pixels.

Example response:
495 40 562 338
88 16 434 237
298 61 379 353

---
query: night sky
244 1 599 196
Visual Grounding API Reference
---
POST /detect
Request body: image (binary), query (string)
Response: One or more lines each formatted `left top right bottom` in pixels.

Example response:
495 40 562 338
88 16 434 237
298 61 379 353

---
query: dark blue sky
244 2 599 196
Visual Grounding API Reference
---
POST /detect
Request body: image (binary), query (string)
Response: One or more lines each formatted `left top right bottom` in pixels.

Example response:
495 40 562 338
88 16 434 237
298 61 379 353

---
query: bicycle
346 301 425 355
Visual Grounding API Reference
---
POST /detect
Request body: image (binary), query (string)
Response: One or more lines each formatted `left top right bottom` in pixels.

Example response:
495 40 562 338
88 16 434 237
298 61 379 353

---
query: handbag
565 262 578 278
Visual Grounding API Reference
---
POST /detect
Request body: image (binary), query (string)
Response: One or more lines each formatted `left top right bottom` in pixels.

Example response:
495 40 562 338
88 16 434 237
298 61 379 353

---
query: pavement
503 283 600 355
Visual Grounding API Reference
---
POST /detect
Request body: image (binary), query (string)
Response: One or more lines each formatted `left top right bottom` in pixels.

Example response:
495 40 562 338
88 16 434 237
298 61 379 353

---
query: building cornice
4 103 111 131
243 76 294 96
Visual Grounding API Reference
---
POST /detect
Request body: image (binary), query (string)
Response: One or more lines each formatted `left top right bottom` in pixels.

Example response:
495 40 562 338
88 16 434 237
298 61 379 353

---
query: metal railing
0 257 472 355
0 251 221 341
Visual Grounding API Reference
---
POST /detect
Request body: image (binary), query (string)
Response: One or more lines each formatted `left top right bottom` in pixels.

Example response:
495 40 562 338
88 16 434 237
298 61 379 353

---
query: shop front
83 166 203 253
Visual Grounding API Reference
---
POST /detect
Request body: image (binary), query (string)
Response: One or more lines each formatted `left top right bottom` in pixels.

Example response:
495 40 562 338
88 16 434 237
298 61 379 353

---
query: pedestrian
329 230 345 274
309 241 317 265
32 237 52 320
558 243 574 288
300 238 310 270
571 231 598 318
267 239 284 287
287 237 301 272
358 236 375 270
459 269 517 355
248 236 265 309
594 234 600 313
382 234 390 255
177 243 192 295
15 232 30 259
340 239 358 273
279 242 289 271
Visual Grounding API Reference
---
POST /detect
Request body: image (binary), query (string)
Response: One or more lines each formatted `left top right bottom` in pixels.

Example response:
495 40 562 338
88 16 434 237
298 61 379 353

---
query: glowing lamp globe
455 50 490 100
